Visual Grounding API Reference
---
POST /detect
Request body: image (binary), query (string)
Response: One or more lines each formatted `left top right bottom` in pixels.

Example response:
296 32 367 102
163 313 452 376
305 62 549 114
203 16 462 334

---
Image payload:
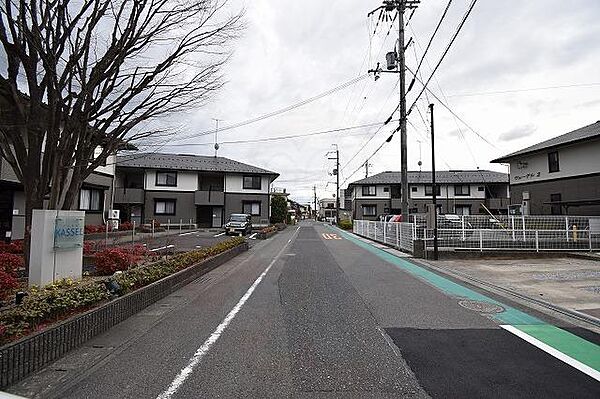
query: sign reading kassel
53 216 85 250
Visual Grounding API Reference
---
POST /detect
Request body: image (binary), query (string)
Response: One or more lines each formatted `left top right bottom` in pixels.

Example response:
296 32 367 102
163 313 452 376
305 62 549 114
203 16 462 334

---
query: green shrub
270 195 287 224
0 237 245 345
338 219 353 230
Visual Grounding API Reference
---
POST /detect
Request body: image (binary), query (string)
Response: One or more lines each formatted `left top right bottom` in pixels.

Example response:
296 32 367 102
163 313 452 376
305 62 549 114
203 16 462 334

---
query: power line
406 0 453 93
386 0 479 121
446 82 600 97
170 74 369 143
139 121 387 148
407 0 478 116
405 64 497 149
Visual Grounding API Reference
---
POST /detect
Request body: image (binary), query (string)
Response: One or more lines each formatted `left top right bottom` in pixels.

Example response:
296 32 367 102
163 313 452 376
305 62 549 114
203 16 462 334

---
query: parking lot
425 256 600 320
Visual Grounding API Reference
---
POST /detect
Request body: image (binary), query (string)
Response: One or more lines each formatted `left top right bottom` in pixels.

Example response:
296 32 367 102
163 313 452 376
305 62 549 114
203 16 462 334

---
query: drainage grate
458 300 504 314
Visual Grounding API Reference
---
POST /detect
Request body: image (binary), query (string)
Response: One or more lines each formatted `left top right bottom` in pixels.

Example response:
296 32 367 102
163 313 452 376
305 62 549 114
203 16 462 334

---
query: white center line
179 231 196 236
150 244 175 252
156 228 299 399
213 232 225 237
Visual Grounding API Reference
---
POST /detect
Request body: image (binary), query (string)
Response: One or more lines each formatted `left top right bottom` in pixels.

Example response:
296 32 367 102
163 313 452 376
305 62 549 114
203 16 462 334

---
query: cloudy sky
157 0 600 205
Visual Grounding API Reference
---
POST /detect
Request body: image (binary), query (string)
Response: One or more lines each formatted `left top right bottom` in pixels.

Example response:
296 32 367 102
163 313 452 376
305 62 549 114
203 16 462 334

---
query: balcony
195 190 224 206
114 188 144 204
486 197 510 210
391 199 402 209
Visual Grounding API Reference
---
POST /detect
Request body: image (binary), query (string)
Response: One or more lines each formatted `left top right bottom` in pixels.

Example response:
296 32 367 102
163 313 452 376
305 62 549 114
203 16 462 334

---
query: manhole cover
458 300 504 314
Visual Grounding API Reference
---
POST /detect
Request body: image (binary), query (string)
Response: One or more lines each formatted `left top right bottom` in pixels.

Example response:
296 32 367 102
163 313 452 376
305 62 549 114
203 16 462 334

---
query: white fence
353 220 415 253
421 228 600 252
354 216 600 253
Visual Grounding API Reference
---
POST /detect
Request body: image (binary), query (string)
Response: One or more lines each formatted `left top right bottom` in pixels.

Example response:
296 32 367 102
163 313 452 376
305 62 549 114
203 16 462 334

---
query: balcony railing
195 190 224 206
113 188 144 204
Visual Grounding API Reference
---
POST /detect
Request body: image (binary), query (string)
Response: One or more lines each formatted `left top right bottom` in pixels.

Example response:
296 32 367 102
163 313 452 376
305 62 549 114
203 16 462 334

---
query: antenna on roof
417 140 422 171
212 118 222 157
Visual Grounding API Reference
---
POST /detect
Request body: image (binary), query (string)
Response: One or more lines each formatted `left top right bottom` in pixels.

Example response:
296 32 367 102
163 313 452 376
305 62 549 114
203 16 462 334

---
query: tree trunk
22 182 44 272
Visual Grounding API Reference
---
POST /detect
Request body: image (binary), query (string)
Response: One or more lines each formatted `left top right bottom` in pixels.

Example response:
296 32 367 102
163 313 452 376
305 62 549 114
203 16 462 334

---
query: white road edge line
500 325 600 382
213 232 226 237
150 244 175 252
248 233 257 239
179 231 196 236
156 228 300 399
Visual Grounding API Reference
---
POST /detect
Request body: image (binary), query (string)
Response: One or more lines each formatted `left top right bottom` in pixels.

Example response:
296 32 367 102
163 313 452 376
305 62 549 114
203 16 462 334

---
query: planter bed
0 239 247 388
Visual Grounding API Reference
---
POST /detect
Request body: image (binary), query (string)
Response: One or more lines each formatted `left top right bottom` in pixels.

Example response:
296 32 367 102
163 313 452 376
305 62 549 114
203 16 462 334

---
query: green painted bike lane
330 225 600 379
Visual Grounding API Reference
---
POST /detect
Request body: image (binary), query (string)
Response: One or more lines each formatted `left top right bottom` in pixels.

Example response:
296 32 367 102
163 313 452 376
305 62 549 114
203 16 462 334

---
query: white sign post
29 210 85 287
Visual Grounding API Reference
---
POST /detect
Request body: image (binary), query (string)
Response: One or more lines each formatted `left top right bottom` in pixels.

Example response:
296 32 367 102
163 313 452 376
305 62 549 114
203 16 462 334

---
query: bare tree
0 0 242 257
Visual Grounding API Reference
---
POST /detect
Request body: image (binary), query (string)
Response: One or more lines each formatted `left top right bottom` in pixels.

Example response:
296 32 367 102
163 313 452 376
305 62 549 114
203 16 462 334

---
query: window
383 187 389 193
454 185 470 196
425 185 441 196
79 188 103 211
548 151 559 173
156 171 177 187
155 199 176 215
411 186 417 192
326 203 334 208
362 205 377 216
478 186 485 192
550 193 562 215
243 201 261 215
243 175 261 190
362 186 376 196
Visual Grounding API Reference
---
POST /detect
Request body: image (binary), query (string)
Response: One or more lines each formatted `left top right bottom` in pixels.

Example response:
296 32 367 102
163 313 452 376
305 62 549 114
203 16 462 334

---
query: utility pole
429 103 438 260
396 0 408 219
367 1 419 218
327 145 340 224
313 185 317 219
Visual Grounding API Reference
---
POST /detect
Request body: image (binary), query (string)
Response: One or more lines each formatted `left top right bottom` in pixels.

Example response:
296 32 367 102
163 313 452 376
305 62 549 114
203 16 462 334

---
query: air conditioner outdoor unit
107 209 120 220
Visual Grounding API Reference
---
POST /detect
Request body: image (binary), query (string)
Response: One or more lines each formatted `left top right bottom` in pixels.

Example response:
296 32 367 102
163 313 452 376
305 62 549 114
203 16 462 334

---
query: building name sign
54 216 85 250
513 171 541 182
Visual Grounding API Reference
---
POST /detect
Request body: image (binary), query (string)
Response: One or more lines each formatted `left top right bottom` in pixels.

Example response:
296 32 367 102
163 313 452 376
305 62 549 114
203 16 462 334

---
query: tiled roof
116 153 278 176
348 170 508 186
491 121 600 162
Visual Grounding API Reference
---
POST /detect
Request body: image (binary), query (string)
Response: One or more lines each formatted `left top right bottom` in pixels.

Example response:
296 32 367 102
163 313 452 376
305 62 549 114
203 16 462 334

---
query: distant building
318 198 336 220
114 153 279 228
491 121 600 215
347 170 509 220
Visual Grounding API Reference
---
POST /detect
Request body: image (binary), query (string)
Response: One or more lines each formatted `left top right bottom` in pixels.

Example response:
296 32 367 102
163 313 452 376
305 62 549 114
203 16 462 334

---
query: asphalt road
9 221 600 398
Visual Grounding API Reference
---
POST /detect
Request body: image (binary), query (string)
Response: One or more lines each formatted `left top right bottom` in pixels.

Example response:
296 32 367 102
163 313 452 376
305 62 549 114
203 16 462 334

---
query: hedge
0 237 244 345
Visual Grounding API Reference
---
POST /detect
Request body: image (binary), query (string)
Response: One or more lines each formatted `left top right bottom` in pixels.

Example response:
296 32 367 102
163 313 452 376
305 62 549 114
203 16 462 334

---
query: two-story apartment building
348 170 509 220
318 198 336 220
491 121 600 215
114 153 279 228
0 148 117 240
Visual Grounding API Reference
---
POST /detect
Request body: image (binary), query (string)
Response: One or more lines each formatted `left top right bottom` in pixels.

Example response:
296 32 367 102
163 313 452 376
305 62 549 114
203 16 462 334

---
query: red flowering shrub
83 241 105 255
94 246 147 275
0 253 22 300
119 221 134 231
0 240 24 254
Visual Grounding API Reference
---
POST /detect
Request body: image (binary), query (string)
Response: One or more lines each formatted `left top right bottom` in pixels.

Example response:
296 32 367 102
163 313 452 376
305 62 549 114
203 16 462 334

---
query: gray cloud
149 0 600 203
499 124 537 142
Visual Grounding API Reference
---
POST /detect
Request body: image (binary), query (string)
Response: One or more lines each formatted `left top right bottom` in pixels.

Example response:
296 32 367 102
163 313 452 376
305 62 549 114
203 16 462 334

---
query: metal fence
421 228 600 252
354 215 600 253
353 220 415 253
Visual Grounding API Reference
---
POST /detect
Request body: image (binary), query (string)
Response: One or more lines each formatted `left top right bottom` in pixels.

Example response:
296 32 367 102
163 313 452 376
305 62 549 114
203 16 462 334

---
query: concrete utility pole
429 103 438 260
313 185 317 219
397 0 409 218
367 1 419 217
327 145 340 224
